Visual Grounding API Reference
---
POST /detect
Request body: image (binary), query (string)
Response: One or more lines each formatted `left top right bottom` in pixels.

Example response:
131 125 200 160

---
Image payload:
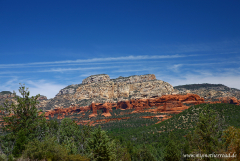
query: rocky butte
38 74 175 111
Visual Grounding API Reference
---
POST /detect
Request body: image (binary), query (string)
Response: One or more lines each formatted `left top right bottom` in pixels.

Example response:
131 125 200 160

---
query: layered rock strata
42 93 240 125
40 74 174 111
82 74 110 84
43 93 205 120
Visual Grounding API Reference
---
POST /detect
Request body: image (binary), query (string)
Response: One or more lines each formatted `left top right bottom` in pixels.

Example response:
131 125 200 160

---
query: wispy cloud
112 69 149 73
152 40 240 54
38 66 122 72
0 54 194 68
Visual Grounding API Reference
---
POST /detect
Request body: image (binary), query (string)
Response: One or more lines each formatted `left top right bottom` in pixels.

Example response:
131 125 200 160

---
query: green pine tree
86 126 116 161
0 84 47 157
58 118 82 154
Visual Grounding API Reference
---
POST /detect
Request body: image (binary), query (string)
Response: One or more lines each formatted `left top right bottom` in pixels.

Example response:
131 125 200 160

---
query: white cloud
0 78 65 99
25 80 66 99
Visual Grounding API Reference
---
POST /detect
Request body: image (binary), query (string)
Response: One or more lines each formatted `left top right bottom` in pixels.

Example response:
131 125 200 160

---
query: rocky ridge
174 83 240 100
40 74 175 111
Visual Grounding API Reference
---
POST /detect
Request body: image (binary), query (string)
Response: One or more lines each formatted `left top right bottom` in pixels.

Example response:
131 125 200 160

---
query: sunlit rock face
74 76 174 101
39 74 175 111
82 74 110 84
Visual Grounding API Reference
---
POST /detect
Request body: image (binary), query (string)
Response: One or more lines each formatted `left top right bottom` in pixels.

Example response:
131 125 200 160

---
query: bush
0 153 7 161
67 154 89 161
222 126 240 160
23 135 69 161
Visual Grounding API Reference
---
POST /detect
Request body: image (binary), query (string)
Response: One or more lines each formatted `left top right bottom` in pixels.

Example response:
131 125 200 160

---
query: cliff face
40 74 175 111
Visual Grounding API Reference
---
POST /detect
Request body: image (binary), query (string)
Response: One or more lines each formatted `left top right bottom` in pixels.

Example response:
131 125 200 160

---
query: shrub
0 153 7 161
67 154 89 161
23 135 69 161
222 126 240 160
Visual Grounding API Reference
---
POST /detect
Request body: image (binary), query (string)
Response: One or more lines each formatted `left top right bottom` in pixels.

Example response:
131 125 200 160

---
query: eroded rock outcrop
111 74 156 83
43 94 205 120
39 74 175 111
82 74 110 84
43 93 240 125
206 97 240 105
75 79 173 101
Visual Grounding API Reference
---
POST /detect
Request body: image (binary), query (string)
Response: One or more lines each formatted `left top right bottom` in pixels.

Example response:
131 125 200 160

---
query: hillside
174 83 240 100
106 103 240 145
174 83 240 92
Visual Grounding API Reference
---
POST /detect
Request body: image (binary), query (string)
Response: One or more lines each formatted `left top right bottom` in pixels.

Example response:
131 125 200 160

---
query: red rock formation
42 94 205 120
207 97 240 105
115 94 204 112
42 94 240 126
117 100 133 110
2 93 239 127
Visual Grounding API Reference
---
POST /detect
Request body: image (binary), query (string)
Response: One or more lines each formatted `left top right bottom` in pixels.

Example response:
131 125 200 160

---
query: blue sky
1 0 240 99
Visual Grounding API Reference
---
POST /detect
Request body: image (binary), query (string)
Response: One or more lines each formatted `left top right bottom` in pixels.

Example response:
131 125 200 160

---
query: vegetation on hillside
0 85 240 160
0 91 12 95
